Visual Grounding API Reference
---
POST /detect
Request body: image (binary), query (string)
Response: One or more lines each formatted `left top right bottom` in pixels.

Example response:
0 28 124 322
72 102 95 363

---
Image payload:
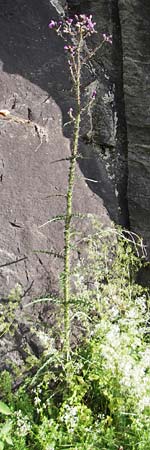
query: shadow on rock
0 0 119 223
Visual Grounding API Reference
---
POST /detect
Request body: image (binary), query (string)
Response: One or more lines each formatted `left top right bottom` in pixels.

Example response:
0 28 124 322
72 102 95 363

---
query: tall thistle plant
48 15 112 361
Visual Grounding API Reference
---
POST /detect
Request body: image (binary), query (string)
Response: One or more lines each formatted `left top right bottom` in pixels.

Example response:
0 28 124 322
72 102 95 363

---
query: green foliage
0 234 150 449
0 402 11 416
0 284 22 337
0 373 13 404
0 401 13 450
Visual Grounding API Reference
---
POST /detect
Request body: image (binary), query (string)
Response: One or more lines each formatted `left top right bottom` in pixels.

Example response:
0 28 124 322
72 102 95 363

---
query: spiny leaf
24 296 61 308
45 194 66 198
33 249 64 259
50 157 71 163
39 214 67 228
30 352 62 386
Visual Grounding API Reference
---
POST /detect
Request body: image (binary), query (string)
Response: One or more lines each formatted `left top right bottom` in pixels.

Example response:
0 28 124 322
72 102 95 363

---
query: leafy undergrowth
0 232 150 450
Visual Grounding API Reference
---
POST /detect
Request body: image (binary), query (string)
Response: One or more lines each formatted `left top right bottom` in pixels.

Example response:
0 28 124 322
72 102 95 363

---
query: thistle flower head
102 33 112 44
66 18 73 25
92 90 97 99
48 19 57 29
68 107 73 116
64 45 76 55
75 14 96 34
48 14 97 37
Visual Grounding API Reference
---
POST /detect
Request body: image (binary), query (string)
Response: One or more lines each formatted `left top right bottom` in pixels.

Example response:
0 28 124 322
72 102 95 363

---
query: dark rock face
118 0 150 252
66 0 150 252
66 0 129 226
0 0 111 303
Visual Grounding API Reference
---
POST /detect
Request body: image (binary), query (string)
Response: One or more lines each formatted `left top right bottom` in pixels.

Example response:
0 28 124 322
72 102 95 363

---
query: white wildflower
15 410 31 436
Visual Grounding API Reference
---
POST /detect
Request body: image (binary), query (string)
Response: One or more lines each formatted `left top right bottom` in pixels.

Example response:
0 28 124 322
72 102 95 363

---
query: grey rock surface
0 0 111 303
69 0 150 252
118 0 150 252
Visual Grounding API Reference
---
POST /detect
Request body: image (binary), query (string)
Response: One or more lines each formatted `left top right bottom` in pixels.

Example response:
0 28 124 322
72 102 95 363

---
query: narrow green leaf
0 421 12 435
5 435 13 445
24 296 61 308
0 441 4 450
39 214 66 228
0 401 11 415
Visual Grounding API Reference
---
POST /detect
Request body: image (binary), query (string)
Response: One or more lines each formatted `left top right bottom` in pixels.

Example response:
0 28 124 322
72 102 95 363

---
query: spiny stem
63 32 82 362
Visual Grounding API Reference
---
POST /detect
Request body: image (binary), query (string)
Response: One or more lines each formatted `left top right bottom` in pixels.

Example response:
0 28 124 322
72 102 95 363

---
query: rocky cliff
68 0 150 248
0 0 111 304
0 0 149 367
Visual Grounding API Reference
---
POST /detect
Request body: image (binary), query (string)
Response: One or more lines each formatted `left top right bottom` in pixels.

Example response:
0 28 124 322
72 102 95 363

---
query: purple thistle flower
70 46 76 55
66 18 73 25
48 19 57 29
75 14 96 34
64 45 76 55
102 33 112 44
92 90 97 99
68 107 73 115
108 35 113 44
86 15 96 32
79 14 87 21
